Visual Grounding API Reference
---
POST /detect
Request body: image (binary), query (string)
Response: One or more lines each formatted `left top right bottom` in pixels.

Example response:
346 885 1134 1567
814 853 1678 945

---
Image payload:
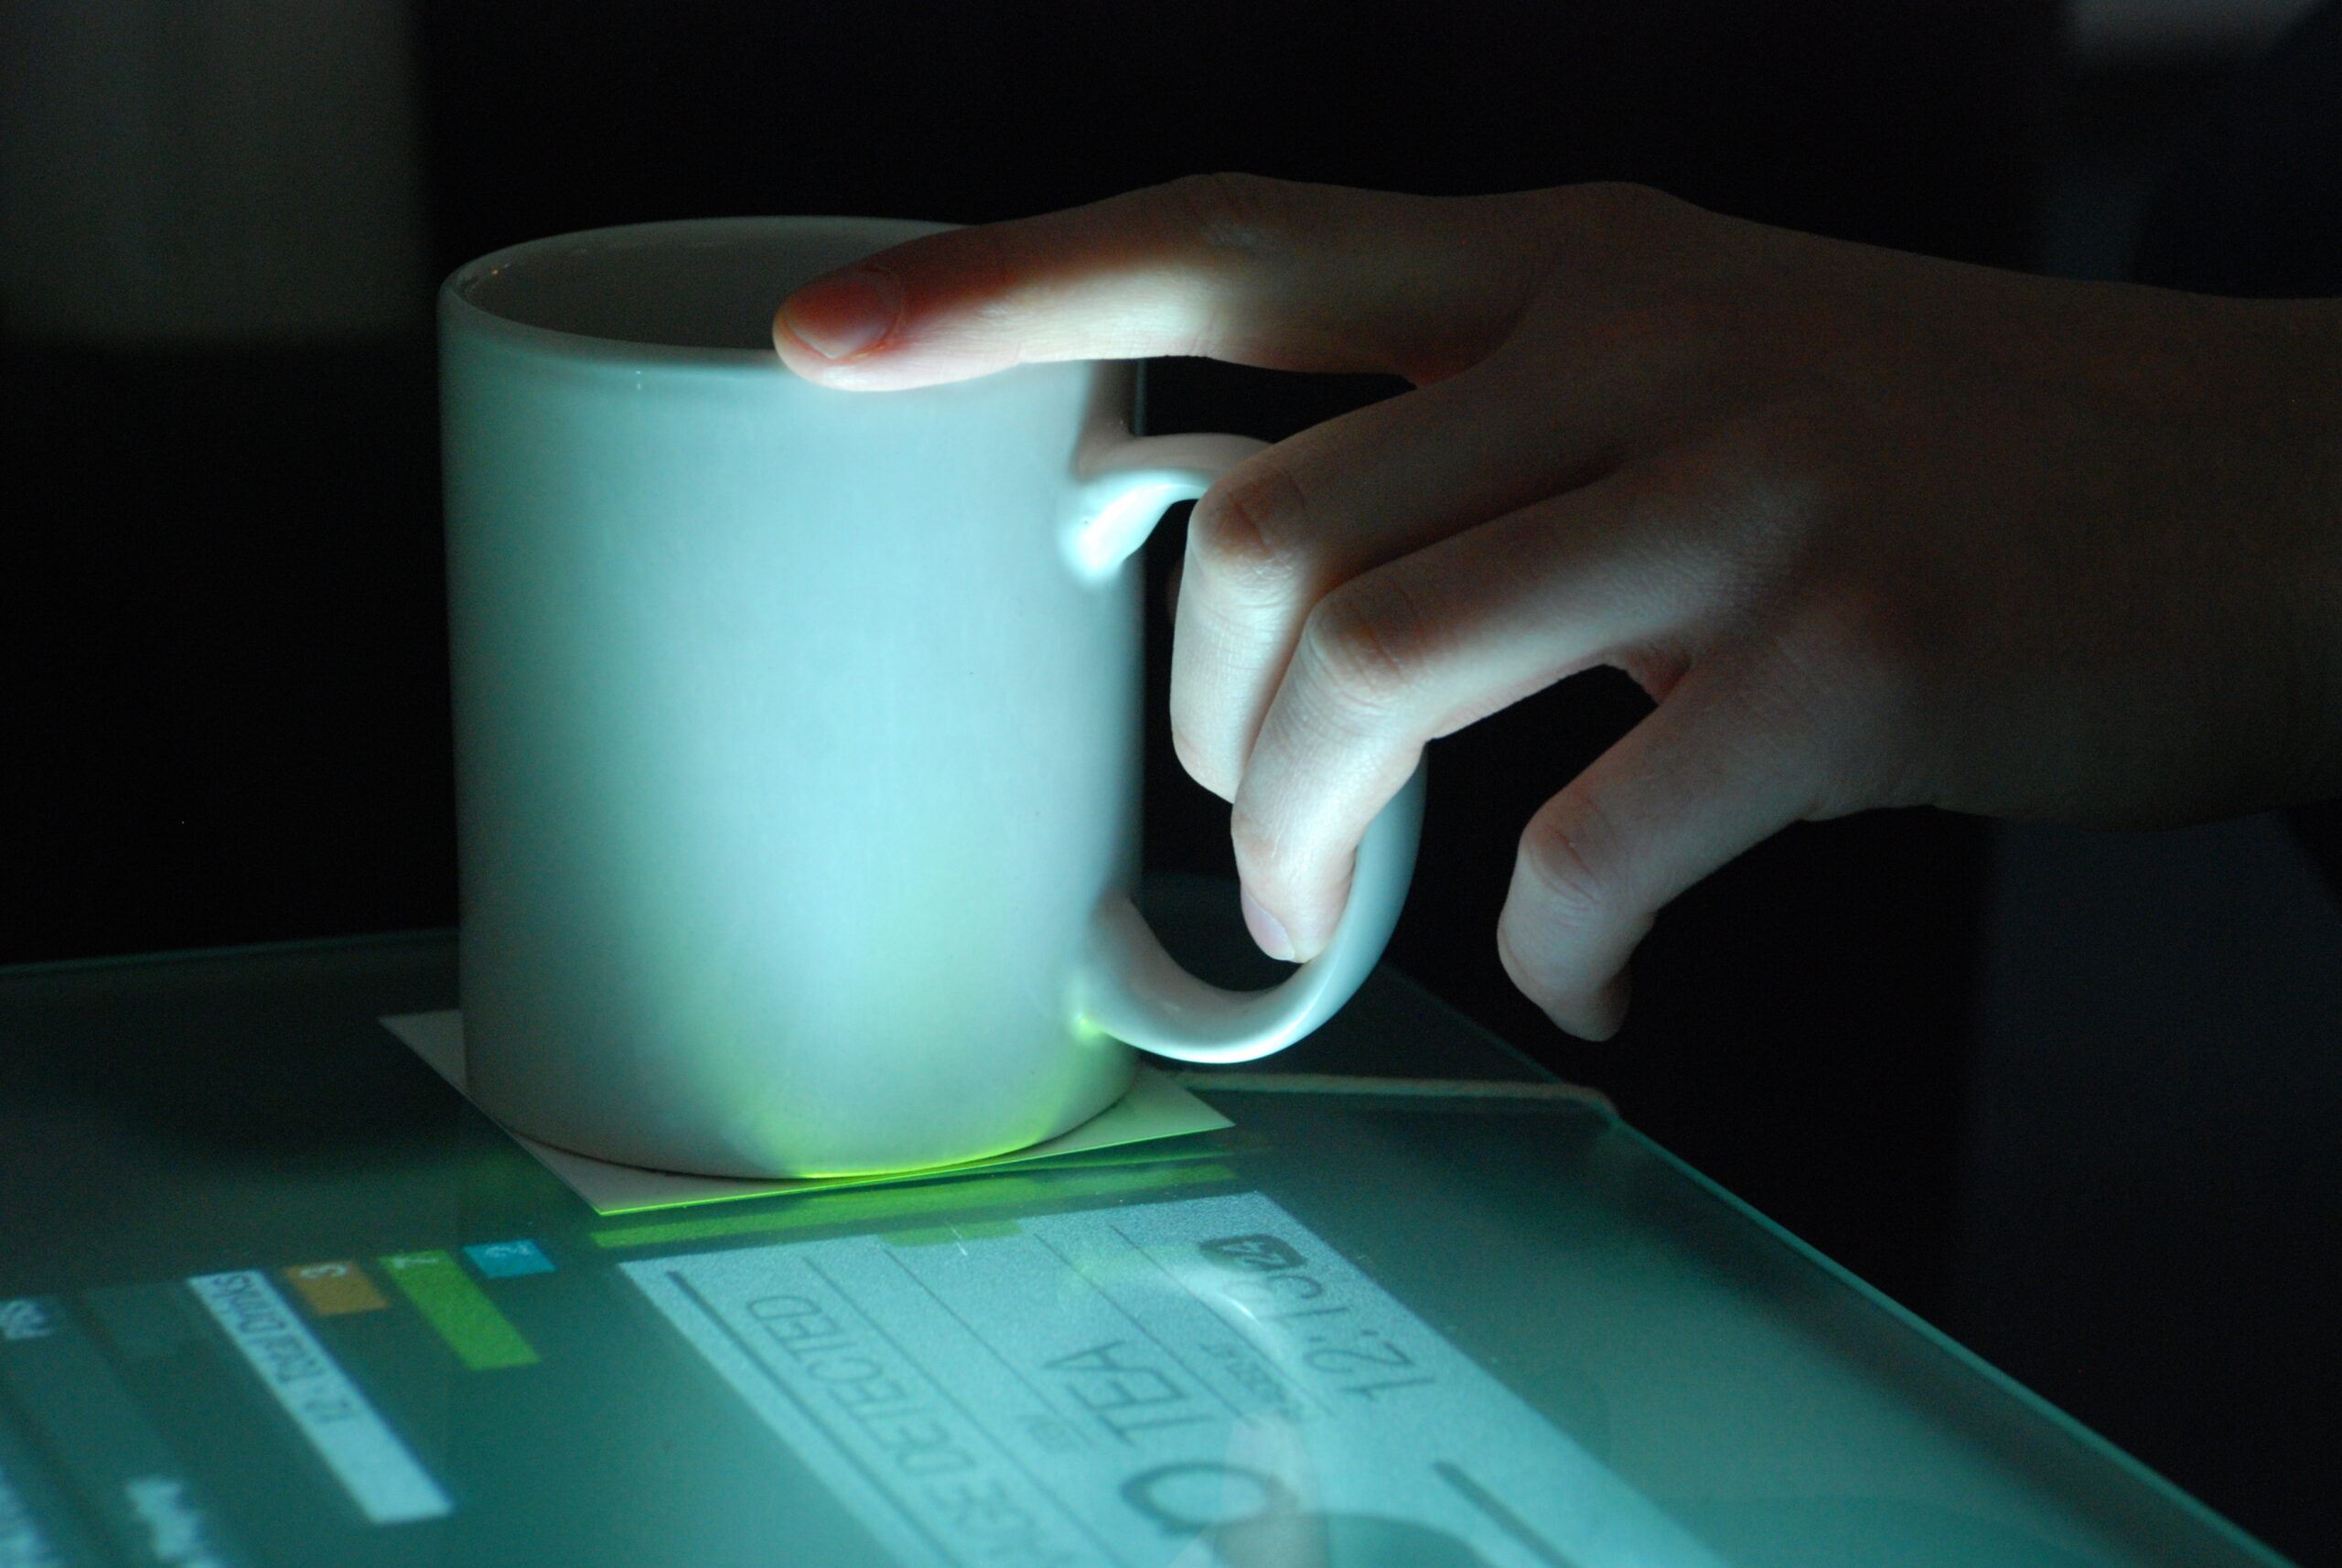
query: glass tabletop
0 921 2292 1568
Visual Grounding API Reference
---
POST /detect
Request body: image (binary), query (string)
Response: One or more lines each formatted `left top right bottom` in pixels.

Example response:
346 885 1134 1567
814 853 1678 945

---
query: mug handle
1064 430 1426 1065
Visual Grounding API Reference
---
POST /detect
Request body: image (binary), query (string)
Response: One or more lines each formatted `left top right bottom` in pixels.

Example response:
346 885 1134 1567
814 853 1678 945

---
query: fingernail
779 268 902 361
1240 886 1295 962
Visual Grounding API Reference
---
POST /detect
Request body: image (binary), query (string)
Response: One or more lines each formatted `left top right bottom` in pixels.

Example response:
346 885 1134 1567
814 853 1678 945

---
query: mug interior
447 217 951 352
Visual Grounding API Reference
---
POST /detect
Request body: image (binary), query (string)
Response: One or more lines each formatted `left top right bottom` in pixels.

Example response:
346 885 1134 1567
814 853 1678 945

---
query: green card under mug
440 217 1423 1178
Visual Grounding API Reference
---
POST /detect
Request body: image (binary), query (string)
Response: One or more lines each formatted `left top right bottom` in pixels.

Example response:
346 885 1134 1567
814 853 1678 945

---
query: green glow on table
590 1160 1238 1251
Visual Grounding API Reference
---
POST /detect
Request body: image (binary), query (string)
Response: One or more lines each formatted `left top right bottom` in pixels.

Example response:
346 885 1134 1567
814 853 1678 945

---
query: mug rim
439 215 956 368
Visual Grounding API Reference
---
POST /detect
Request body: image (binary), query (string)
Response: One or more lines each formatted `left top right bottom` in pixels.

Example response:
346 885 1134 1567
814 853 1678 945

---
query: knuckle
1298 575 1435 721
1157 171 1292 252
1580 302 1691 386
1713 604 1915 814
1227 799 1298 886
897 219 1067 327
1767 553 1931 702
1773 600 1928 783
1189 462 1315 601
943 222 1035 295
1548 180 1681 240
1517 791 1628 930
1528 181 1719 367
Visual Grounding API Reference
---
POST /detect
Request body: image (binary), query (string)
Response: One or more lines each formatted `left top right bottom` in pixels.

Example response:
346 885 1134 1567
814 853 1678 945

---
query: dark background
4 3 2337 1562
5 0 2056 1296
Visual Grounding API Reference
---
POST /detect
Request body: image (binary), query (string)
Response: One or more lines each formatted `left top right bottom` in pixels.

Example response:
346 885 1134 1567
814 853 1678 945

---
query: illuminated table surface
0 883 2294 1568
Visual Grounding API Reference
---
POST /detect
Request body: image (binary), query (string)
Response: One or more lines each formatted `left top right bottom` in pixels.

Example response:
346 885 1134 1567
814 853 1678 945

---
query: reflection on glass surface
626 1189 1722 1567
0 940 2299 1567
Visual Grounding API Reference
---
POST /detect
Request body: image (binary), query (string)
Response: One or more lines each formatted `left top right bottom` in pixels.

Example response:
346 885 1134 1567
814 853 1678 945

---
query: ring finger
1172 347 1630 800
1228 457 1734 958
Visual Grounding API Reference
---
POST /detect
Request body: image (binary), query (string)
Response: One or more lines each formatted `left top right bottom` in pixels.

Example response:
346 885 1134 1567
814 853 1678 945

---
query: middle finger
1230 456 1735 957
1171 348 1628 800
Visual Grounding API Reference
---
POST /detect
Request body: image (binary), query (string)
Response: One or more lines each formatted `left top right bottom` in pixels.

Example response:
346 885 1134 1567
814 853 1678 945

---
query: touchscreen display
628 1192 1722 1568
0 1176 1711 1568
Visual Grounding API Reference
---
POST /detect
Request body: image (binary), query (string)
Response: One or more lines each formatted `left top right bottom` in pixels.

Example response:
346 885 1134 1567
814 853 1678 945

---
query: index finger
772 175 1543 390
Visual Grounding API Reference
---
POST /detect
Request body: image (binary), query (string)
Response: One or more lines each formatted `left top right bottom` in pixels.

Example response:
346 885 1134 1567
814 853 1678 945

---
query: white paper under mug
441 217 1423 1179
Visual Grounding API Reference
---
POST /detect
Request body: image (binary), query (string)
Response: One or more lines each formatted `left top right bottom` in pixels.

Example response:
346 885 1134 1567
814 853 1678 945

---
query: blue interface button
463 1240 554 1279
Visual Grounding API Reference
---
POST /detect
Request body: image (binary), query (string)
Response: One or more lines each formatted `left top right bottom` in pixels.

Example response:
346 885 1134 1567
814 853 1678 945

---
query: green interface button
377 1252 539 1371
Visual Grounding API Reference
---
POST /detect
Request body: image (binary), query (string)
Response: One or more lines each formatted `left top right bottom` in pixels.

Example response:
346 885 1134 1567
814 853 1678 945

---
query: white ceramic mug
440 217 1423 1178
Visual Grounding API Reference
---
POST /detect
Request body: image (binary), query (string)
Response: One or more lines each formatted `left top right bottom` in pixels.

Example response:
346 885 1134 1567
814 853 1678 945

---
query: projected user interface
632 1193 1718 1568
0 1195 1702 1568
0 1247 541 1568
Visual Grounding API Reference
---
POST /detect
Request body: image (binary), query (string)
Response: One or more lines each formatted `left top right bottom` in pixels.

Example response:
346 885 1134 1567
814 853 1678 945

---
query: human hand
774 176 2342 1038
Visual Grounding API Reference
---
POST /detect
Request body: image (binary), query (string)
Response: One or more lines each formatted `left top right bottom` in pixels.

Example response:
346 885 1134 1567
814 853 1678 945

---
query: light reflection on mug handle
1065 428 1426 1066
